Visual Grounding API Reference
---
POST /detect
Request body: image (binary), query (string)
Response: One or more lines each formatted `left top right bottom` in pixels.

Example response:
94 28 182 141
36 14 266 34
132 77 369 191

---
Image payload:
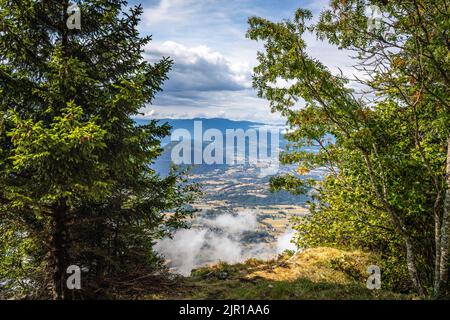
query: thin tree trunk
49 1 70 300
363 151 425 295
404 237 425 296
436 137 450 297
415 109 444 296
434 208 442 295
50 199 69 300
433 197 442 296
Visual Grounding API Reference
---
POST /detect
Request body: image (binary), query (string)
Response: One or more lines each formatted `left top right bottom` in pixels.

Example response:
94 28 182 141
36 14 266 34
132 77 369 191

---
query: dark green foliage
248 0 449 297
0 0 198 299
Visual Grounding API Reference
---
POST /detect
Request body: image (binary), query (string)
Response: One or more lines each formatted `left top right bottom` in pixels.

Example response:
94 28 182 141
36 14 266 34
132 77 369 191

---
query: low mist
154 210 297 276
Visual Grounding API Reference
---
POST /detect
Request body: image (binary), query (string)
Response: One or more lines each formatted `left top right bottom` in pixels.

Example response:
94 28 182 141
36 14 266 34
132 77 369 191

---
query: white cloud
199 210 258 235
277 229 297 254
142 0 201 26
138 0 362 123
154 208 300 276
145 41 252 92
139 88 284 123
142 40 285 123
154 210 263 276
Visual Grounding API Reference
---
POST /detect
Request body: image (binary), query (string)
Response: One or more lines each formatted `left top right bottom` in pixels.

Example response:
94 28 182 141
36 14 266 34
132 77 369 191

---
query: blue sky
131 0 355 123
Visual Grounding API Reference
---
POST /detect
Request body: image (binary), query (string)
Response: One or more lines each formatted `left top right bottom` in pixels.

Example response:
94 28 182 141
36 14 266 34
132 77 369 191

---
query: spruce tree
0 0 196 299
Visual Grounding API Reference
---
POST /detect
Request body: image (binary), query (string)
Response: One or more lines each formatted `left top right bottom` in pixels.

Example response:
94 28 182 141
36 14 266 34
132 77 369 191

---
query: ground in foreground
127 247 414 300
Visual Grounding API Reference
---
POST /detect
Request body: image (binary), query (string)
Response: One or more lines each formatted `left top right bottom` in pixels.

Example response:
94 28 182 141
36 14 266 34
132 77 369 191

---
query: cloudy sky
131 0 356 124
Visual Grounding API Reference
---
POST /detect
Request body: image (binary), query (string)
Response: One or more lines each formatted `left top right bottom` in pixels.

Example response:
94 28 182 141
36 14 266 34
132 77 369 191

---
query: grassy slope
144 247 414 300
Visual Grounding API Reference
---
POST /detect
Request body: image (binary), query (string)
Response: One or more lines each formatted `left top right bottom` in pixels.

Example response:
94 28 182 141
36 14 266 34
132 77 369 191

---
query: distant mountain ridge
134 117 271 133
134 117 285 146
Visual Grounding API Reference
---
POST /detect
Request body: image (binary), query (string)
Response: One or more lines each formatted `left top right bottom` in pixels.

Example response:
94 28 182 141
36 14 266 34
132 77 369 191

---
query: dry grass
248 247 372 283
140 247 414 300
